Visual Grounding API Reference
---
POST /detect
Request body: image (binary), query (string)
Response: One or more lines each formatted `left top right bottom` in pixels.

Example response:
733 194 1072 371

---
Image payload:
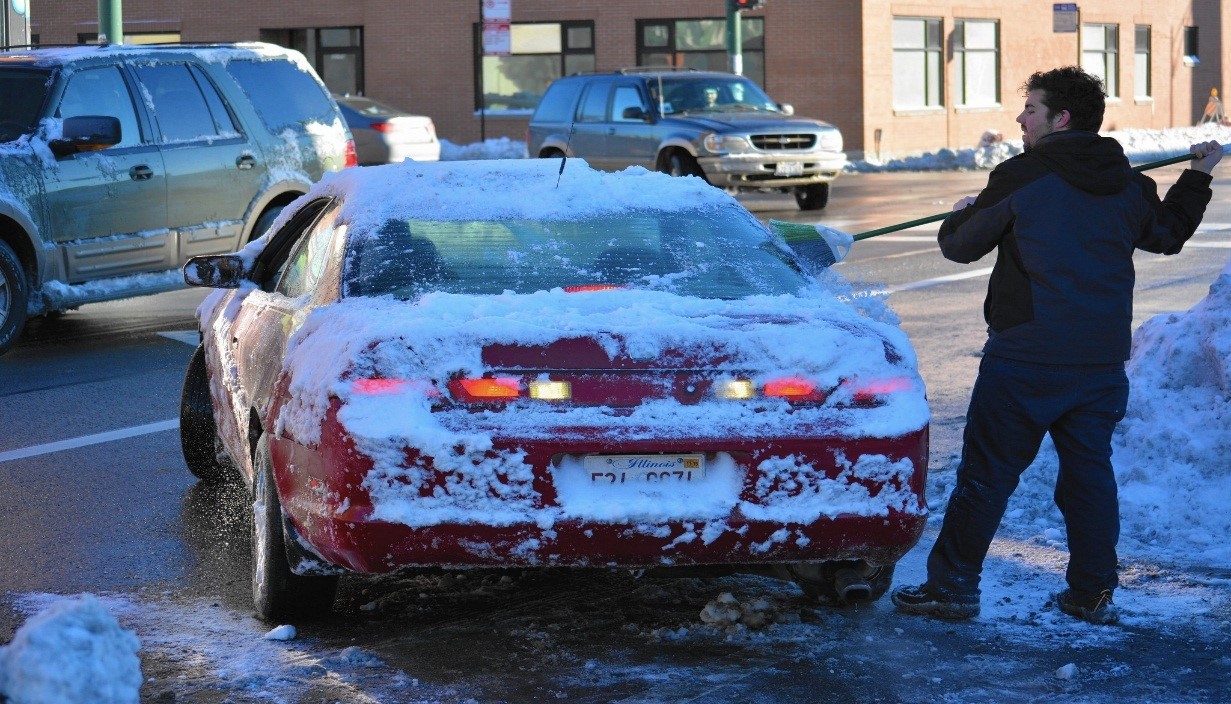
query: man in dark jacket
891 66 1223 624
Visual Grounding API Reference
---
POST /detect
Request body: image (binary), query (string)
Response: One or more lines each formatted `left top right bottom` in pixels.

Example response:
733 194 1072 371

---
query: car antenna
556 123 576 188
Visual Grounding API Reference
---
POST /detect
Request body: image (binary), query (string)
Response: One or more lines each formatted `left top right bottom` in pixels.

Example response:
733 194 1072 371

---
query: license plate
584 454 705 484
774 161 804 176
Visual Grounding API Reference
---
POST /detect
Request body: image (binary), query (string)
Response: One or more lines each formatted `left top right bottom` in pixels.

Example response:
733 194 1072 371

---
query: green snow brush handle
852 151 1204 241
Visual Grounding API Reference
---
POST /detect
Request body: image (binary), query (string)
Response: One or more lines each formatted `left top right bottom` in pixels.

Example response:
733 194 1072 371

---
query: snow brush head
768 219 854 270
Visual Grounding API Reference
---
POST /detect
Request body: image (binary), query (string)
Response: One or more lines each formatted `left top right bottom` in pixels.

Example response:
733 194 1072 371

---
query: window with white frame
954 19 999 107
892 17 942 108
1134 26 1151 99
1082 24 1119 98
474 22 595 112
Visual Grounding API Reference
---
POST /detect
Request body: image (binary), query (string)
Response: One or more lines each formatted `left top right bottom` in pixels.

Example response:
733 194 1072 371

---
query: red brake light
449 377 521 402
564 284 627 293
370 121 393 134
350 378 441 397
763 376 827 403
344 139 359 168
844 377 913 406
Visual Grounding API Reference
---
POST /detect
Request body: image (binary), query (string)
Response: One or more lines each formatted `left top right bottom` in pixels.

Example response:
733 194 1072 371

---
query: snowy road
2 166 1229 703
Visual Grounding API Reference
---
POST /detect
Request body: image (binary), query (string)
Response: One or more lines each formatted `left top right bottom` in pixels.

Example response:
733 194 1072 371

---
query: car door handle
607 128 616 135
236 154 257 170
129 165 154 181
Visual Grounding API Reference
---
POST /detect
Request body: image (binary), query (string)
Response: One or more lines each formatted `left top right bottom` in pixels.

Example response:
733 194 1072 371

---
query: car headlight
819 130 843 152
703 133 753 154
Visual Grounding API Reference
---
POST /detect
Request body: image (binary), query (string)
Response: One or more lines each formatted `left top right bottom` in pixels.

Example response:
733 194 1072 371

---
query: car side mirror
48 115 122 157
778 103 795 116
184 254 247 288
622 106 650 122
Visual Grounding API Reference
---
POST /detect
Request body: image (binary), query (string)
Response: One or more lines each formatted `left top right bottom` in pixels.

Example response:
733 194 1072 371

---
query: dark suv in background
0 42 355 355
527 69 846 211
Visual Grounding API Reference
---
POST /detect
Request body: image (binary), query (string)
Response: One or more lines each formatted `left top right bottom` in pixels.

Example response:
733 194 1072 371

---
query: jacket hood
1026 130 1133 195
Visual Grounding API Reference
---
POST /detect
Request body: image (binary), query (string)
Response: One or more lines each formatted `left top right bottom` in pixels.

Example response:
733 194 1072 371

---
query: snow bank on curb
996 256 1231 565
0 594 142 704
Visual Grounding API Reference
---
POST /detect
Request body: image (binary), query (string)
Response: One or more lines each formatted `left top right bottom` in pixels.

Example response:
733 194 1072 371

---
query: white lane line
885 267 995 294
0 419 179 463
159 330 200 347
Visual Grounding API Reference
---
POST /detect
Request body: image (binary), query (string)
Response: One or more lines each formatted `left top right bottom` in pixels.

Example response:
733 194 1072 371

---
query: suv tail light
370 121 393 134
344 139 359 168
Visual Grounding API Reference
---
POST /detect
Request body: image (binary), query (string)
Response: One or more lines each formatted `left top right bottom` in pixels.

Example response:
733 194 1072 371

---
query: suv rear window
0 68 53 140
225 59 337 131
531 80 583 123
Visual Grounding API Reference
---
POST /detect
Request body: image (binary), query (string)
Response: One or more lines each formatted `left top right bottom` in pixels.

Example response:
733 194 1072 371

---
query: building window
1082 24 1118 98
76 31 182 45
1134 26 1151 99
892 17 942 109
636 18 765 88
260 27 364 96
474 22 594 112
954 19 999 107
1183 26 1200 67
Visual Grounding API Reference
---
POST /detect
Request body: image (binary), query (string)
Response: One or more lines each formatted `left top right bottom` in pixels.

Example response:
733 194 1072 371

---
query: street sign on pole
482 0 511 56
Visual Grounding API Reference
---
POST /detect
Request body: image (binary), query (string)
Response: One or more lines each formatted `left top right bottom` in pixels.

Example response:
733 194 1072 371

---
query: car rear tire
180 345 231 482
252 434 339 621
661 150 703 179
794 183 830 210
0 239 28 357
788 560 895 605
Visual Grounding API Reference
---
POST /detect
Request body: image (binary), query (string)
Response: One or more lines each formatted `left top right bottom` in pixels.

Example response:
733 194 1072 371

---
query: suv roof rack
616 66 702 74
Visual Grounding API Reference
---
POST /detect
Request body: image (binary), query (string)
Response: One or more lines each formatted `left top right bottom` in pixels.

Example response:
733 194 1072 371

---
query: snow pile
440 136 528 161
997 258 1231 565
852 123 1231 172
0 594 142 704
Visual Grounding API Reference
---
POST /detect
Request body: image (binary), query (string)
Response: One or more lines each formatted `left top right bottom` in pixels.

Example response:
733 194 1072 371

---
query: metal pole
726 1 743 75
97 0 123 44
478 0 486 142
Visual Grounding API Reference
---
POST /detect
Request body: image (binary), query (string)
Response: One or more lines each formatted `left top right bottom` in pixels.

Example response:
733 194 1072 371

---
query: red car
179 158 929 621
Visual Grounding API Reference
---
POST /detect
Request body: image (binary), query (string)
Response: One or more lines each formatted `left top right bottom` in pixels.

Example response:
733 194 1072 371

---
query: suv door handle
236 154 257 170
129 165 154 181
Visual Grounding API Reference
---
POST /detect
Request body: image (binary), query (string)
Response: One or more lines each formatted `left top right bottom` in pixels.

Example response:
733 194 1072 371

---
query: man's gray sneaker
891 583 980 621
1055 588 1119 625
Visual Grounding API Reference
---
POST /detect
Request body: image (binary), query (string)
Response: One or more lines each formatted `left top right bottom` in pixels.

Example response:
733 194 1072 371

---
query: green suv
0 42 356 355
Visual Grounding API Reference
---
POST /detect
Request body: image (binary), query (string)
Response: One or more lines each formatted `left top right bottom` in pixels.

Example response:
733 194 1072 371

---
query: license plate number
584 454 705 483
774 161 804 176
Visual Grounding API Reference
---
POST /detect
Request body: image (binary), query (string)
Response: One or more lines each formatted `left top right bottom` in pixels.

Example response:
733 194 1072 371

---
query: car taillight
449 377 521 403
763 376 827 403
370 121 393 134
344 139 359 168
839 377 913 407
426 121 437 139
350 378 441 397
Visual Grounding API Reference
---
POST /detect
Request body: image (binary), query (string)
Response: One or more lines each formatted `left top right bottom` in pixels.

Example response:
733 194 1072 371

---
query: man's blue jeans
927 355 1130 600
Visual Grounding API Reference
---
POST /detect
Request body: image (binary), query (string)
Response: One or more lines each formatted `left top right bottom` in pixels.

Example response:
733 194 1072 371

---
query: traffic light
731 0 766 10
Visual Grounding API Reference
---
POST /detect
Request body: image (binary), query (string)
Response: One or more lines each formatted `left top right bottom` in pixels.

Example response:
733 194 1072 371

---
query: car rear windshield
342 207 811 300
0 68 52 141
338 96 400 117
225 59 338 131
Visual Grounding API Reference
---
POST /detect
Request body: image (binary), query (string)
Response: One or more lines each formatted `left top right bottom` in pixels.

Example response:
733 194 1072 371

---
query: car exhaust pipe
834 567 872 602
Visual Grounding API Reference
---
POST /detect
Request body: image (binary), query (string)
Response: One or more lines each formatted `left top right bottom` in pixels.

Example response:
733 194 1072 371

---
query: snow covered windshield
651 76 780 115
0 68 52 141
342 209 811 299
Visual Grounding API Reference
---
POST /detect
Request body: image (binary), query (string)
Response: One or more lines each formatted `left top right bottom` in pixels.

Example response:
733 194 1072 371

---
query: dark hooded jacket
938 130 1213 364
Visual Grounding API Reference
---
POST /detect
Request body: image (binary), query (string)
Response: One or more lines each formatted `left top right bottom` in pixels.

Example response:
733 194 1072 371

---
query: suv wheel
0 240 28 357
794 183 830 210
660 150 703 179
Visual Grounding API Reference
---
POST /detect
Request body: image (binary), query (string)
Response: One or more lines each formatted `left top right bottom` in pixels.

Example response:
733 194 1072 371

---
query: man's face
1016 89 1065 148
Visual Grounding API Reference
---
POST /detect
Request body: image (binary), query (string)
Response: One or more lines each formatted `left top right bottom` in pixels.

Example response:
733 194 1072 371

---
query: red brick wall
30 1 1222 157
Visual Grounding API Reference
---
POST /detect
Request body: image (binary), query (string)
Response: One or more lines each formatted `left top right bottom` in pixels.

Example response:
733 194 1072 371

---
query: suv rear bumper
698 152 847 188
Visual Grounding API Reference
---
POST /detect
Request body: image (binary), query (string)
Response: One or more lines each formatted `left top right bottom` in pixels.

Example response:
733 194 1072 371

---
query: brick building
26 1 1230 159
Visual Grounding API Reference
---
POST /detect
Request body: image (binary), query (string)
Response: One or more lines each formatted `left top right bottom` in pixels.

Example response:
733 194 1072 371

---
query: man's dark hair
1023 66 1106 132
